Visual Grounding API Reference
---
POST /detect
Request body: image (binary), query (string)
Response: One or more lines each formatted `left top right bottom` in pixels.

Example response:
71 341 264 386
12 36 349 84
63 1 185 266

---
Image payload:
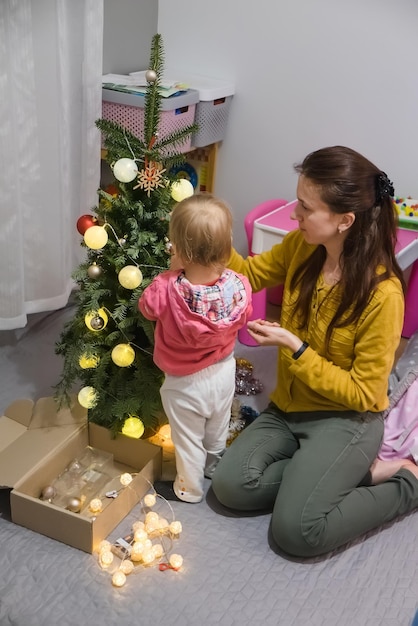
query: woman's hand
246 319 303 352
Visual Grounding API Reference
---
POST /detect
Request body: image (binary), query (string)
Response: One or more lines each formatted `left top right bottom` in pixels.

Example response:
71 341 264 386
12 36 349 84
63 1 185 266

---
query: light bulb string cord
103 221 167 271
123 129 145 164
100 306 153 357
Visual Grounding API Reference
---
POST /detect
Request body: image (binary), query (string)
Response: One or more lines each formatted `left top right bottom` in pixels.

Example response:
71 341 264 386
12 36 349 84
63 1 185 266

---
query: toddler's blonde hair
169 193 233 268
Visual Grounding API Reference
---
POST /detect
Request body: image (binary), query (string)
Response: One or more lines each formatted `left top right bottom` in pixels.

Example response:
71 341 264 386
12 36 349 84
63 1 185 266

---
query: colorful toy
394 197 418 231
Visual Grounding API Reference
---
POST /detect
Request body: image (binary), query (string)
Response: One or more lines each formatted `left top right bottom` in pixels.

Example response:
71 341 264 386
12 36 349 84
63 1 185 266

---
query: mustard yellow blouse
229 229 404 413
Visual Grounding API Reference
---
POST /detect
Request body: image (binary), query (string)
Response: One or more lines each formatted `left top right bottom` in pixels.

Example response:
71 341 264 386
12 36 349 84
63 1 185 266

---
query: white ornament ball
131 542 144 562
89 498 103 513
84 225 108 250
134 528 148 543
120 472 133 486
99 550 114 569
171 178 194 202
143 493 157 508
98 540 111 553
118 265 143 289
111 343 135 367
119 559 134 575
142 549 155 565
169 553 183 570
158 517 169 530
152 543 164 559
113 158 138 183
78 386 98 409
145 511 159 524
169 520 183 535
112 571 127 587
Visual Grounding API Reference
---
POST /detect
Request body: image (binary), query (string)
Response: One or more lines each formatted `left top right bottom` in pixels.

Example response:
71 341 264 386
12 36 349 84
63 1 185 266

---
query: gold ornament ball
87 263 102 279
78 386 98 409
171 178 194 202
66 497 82 513
79 353 100 369
40 485 56 501
113 158 138 183
145 69 157 83
85 309 108 331
84 225 108 250
111 343 135 367
122 415 145 439
118 265 143 289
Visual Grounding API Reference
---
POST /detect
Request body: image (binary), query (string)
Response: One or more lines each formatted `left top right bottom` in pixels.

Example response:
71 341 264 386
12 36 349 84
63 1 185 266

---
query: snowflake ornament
134 162 167 196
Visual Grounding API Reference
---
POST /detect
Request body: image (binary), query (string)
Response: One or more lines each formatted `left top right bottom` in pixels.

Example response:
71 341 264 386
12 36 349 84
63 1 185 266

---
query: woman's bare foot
370 458 418 484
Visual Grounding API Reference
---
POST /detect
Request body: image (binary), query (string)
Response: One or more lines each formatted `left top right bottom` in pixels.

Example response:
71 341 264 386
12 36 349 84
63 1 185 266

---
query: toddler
139 193 252 502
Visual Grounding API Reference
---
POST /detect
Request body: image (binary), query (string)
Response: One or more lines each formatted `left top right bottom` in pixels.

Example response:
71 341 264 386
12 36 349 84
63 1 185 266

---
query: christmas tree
54 34 197 437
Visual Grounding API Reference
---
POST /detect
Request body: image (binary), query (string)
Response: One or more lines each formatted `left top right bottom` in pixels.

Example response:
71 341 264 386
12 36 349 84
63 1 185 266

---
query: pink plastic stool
238 199 288 346
402 260 418 338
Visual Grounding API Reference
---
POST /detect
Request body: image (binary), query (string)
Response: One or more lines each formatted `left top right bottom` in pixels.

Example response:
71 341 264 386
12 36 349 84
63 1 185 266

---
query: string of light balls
94 474 184 588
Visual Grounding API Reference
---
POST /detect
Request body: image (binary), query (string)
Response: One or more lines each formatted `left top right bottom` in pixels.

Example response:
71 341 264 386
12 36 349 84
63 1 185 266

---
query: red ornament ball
76 214 97 235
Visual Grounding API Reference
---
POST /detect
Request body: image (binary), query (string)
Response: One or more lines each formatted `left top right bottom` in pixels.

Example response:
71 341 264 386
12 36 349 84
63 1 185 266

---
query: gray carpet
0 301 417 626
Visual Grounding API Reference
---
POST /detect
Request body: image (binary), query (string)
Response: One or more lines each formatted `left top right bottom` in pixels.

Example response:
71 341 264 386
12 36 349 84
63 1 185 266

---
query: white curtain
0 0 103 329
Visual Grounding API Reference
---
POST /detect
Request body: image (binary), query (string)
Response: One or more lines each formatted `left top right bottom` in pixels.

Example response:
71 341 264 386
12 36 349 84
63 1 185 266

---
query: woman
211 146 418 558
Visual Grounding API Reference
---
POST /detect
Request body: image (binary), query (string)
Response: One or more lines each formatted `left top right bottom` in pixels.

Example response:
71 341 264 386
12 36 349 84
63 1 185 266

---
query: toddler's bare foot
370 458 418 484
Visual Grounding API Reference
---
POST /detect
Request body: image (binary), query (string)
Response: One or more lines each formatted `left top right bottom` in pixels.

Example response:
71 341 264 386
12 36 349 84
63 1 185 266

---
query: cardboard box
0 397 162 553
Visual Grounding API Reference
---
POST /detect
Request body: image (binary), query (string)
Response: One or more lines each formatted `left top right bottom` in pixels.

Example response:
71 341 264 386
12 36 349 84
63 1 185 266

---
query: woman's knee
270 504 328 558
211 460 248 508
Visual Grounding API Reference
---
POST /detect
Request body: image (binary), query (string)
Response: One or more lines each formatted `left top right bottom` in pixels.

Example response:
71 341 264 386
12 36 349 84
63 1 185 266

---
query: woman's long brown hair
290 146 405 348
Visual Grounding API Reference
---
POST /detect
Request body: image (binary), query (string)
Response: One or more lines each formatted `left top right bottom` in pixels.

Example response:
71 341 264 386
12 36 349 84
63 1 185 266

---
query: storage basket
193 96 233 147
167 74 235 147
101 88 199 153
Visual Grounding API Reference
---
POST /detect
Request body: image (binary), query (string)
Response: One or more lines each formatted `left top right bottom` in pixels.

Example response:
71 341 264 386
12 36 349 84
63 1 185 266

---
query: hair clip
375 172 394 204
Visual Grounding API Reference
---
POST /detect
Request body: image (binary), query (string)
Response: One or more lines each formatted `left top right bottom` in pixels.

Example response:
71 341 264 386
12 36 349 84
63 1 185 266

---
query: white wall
158 0 418 253
103 0 157 73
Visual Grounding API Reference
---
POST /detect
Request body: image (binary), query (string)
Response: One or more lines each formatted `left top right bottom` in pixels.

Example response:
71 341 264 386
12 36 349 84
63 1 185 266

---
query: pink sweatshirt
138 269 252 376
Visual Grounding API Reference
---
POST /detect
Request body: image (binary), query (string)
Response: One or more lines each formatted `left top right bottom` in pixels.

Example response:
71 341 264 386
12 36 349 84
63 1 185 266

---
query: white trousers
160 354 236 503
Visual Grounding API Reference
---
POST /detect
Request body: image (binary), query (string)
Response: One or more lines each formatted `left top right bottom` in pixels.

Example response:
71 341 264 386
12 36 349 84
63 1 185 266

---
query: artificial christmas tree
55 34 197 437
